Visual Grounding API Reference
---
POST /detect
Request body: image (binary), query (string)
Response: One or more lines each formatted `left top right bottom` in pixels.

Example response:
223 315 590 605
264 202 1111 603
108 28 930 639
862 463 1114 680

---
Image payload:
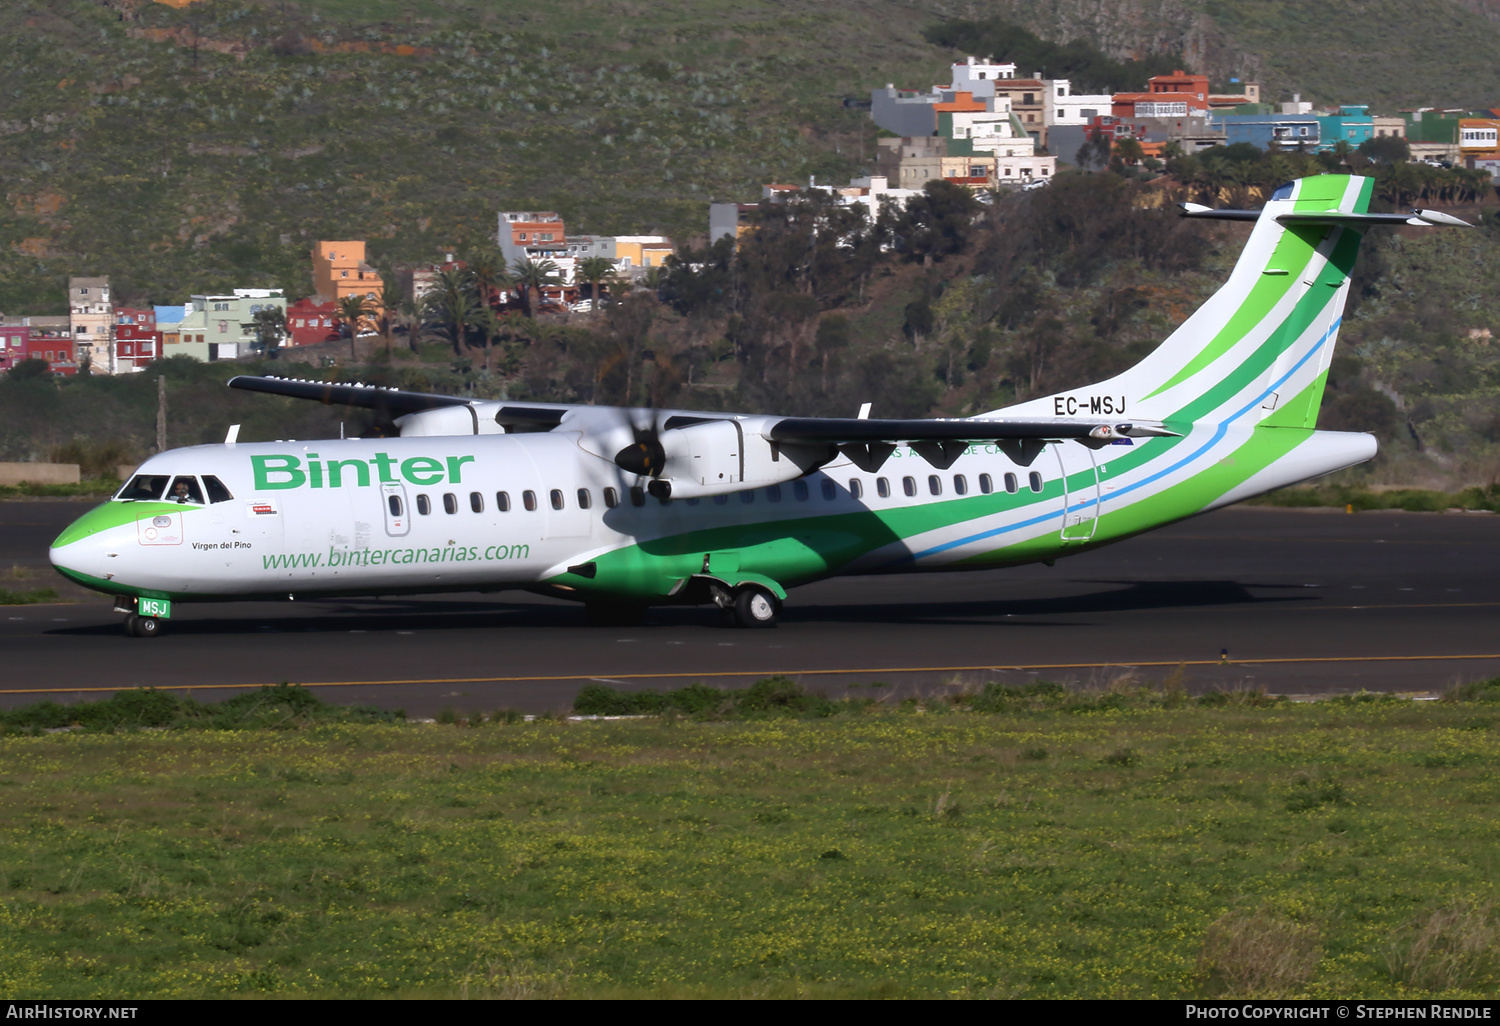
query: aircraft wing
765 417 1178 444
228 375 471 416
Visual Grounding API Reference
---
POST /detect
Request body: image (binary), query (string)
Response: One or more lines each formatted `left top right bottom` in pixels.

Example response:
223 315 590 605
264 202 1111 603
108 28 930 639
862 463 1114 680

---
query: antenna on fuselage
857 402 872 420
224 424 240 445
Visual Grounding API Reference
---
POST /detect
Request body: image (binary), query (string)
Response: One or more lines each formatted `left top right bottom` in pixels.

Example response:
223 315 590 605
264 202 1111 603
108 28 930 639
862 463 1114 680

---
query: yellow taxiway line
4 652 1500 695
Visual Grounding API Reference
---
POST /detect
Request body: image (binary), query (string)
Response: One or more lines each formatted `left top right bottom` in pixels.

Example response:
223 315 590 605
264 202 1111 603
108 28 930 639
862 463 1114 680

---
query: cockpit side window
168 476 205 504
202 475 234 503
119 475 169 501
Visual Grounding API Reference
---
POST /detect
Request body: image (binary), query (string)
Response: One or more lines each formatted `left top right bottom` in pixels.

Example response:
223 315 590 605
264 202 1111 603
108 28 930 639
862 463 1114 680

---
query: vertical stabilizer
996 175 1377 430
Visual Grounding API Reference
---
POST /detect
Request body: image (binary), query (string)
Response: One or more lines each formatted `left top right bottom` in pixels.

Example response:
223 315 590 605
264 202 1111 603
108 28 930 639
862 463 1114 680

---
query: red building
20 324 79 376
114 323 161 371
285 298 340 347
1112 69 1210 119
0 325 27 374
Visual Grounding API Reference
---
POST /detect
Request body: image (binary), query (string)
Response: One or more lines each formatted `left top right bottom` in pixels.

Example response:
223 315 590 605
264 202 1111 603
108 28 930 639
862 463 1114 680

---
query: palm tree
374 281 404 359
511 258 560 319
467 248 509 312
473 304 506 374
427 267 476 357
576 256 614 305
335 293 376 361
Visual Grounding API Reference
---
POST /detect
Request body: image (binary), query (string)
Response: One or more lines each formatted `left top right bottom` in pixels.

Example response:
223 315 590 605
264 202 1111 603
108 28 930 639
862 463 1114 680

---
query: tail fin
998 175 1386 429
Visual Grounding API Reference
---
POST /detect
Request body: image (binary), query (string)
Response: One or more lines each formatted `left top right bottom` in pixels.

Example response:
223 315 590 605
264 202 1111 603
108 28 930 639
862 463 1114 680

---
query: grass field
2 684 1499 998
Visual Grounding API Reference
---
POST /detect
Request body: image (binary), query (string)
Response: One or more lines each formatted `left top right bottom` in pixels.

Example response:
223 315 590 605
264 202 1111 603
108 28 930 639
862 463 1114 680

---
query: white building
947 55 1018 96
1049 79 1114 128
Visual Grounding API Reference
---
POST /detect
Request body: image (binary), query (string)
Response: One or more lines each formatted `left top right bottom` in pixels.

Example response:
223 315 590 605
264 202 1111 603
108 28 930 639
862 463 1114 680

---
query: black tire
584 601 645 627
732 586 780 628
123 614 139 637
133 615 162 638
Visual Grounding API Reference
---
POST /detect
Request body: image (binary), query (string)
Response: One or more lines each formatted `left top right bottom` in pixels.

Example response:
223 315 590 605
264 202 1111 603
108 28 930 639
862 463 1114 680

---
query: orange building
312 241 384 312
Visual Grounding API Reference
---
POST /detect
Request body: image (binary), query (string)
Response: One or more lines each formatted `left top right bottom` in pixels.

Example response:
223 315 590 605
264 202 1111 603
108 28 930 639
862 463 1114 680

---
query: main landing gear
124 613 162 638
731 585 781 629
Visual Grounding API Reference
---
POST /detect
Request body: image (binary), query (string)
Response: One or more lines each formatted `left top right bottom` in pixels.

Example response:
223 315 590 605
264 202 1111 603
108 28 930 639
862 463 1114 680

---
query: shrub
1197 909 1323 997
1386 901 1500 992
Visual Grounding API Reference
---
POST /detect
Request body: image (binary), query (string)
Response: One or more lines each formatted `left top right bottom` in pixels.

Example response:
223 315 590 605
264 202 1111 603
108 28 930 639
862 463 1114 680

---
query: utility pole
156 376 166 454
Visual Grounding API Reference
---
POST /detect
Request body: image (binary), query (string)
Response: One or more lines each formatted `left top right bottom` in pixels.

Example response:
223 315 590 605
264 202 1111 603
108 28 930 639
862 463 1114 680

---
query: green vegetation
3 678 1500 997
922 17 1185 94
1250 484 1500 513
0 587 59 605
0 683 401 735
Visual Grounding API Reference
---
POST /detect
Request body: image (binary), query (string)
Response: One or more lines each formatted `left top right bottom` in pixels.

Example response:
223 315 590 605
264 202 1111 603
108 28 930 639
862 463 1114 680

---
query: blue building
1317 105 1374 151
1211 114 1321 151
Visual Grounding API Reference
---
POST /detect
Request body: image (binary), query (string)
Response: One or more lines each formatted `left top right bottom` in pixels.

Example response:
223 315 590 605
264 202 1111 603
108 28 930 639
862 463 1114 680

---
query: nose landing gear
124 613 162 638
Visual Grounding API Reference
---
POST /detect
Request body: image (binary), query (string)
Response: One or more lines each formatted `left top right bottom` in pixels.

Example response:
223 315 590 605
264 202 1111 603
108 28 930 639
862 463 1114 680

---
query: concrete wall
0 463 81 486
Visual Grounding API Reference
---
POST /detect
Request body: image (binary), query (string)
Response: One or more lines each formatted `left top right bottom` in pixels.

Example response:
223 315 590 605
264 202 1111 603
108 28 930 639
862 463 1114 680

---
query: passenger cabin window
416 494 431 515
604 487 619 508
793 480 809 501
979 474 993 495
496 491 511 512
767 484 782 502
577 488 592 510
203 476 233 503
1004 472 1019 494
388 495 403 517
549 489 564 511
470 492 484 513
849 478 863 499
713 494 729 505
740 490 754 504
168 476 204 504
523 490 538 511
630 487 645 507
902 476 917 497
443 492 458 514
821 480 836 501
120 475 168 501
876 477 890 498
954 474 968 495
1028 471 1043 493
928 475 942 496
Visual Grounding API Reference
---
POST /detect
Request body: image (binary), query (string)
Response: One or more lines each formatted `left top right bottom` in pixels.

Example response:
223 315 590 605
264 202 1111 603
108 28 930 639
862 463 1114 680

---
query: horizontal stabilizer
1180 202 1472 228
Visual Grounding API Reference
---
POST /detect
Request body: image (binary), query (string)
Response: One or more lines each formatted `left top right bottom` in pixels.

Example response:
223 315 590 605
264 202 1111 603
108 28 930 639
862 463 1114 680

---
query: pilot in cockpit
169 477 204 504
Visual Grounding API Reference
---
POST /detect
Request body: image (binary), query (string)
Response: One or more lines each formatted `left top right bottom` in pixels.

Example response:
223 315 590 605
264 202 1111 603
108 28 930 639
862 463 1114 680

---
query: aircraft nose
49 502 131 589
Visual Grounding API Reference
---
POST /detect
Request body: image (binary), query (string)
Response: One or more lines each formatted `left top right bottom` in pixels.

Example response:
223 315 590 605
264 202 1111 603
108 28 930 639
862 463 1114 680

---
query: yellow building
312 241 384 312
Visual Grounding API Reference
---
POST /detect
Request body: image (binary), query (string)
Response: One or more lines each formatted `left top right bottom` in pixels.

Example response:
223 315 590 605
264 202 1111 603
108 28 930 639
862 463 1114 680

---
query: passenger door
1056 443 1100 544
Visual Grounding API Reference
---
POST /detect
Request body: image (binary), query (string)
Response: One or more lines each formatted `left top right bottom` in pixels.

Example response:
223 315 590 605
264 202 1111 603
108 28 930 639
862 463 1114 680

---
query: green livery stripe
1144 228 1318 399
50 501 192 548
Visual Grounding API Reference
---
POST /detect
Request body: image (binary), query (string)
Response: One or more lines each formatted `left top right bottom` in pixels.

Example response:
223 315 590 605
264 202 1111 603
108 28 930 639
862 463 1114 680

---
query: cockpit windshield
118 475 169 501
117 473 233 503
168 476 205 504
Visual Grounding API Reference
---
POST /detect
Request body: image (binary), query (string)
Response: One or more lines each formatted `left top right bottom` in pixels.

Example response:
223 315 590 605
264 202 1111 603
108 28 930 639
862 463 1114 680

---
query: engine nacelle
647 417 832 498
578 414 833 499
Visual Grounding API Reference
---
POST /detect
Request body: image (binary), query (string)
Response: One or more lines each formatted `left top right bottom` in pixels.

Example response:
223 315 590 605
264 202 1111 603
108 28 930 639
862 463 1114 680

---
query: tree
891 180 981 265
335 294 376 360
249 306 287 358
577 256 614 304
424 269 480 358
511 258 560 319
373 282 404 359
1359 135 1411 165
467 248 509 312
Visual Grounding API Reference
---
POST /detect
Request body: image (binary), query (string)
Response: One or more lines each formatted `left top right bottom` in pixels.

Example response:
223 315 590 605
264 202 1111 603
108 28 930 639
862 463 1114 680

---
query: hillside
6 0 1500 314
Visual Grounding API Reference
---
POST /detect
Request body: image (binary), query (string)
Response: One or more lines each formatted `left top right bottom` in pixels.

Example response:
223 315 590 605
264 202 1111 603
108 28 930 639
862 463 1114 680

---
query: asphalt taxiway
4 501 1498 715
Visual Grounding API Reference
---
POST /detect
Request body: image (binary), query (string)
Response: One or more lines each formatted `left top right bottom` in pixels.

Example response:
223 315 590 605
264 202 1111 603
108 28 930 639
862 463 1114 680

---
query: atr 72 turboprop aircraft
51 175 1471 636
